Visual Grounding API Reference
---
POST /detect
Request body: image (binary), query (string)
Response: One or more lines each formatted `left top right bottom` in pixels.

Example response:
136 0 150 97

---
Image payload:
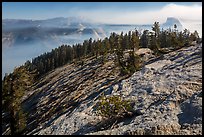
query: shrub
118 52 142 76
97 95 134 119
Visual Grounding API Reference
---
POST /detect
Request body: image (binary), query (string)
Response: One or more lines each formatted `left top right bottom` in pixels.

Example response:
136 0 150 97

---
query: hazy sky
2 2 202 35
2 2 202 23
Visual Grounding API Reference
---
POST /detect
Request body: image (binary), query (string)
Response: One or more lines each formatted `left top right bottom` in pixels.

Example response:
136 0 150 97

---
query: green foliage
123 51 142 75
149 32 158 52
133 54 142 71
113 31 142 76
131 30 140 51
2 66 34 135
97 95 134 118
140 30 149 48
15 110 27 134
151 22 161 51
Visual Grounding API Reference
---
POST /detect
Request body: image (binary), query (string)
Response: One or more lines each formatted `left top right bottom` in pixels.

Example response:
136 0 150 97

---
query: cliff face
4 43 201 135
162 17 183 31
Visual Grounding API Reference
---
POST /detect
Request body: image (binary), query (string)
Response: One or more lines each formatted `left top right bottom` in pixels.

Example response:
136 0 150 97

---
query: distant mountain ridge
2 17 183 48
2 16 183 30
2 17 95 29
2 17 106 48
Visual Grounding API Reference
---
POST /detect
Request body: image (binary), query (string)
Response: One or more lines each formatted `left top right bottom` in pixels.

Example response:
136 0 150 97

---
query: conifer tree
2 66 34 135
183 29 190 46
140 30 149 48
152 22 161 50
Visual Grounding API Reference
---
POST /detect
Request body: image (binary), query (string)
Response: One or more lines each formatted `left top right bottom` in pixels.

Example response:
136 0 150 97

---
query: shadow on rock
177 91 202 125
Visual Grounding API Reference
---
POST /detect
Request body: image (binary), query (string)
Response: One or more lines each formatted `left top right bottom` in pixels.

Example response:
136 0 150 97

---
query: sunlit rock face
5 43 199 135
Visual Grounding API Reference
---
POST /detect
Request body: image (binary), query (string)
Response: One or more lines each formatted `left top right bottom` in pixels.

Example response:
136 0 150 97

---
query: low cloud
73 3 201 25
72 3 202 36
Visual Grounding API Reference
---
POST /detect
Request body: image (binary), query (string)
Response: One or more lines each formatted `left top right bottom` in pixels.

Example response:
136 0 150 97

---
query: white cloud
160 3 202 22
73 3 202 25
73 3 202 36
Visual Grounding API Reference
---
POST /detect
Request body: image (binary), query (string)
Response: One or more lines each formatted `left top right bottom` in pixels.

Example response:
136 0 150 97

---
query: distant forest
23 22 200 78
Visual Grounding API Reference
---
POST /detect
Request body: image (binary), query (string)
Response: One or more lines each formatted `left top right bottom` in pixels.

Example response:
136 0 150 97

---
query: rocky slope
3 43 201 135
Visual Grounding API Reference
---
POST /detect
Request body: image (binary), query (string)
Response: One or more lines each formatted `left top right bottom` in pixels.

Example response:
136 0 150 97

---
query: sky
2 2 201 22
2 2 202 34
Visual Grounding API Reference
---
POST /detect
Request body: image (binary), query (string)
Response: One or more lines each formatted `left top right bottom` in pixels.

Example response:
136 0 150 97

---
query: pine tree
152 22 161 51
2 66 34 135
159 29 167 48
193 30 200 40
109 32 117 53
82 40 88 57
131 30 140 52
183 29 190 46
174 24 177 33
87 38 93 56
189 30 199 43
114 34 126 75
140 30 149 48
149 32 157 51
123 33 130 50
171 30 179 49
193 30 200 43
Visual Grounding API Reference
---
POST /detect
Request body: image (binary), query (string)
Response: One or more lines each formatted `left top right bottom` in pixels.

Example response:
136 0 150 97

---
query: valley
2 17 184 78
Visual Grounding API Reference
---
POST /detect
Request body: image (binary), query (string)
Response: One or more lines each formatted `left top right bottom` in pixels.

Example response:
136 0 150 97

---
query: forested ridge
24 22 200 78
2 22 201 135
